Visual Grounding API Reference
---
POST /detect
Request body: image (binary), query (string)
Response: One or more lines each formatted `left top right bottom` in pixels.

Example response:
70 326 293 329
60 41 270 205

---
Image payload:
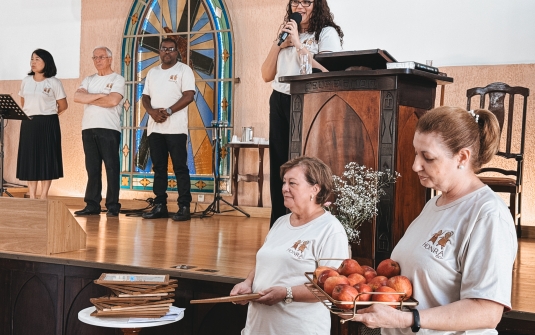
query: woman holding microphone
263 0 344 226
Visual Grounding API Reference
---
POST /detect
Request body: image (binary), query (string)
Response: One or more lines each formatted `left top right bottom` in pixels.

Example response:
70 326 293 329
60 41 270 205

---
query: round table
78 306 184 334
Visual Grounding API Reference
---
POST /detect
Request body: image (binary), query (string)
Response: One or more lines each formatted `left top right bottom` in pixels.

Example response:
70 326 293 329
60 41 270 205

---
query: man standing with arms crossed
73 46 124 217
141 37 195 221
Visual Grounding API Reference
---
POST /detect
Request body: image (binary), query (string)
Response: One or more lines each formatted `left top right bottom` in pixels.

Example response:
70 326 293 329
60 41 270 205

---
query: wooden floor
54 206 271 283
1 197 533 316
511 238 535 313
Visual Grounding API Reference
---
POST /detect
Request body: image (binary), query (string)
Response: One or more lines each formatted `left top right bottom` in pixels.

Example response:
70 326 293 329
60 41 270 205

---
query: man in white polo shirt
73 46 125 217
141 38 195 221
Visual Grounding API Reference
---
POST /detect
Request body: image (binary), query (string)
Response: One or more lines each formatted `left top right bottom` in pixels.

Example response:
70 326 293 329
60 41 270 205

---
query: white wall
0 0 81 80
330 0 535 67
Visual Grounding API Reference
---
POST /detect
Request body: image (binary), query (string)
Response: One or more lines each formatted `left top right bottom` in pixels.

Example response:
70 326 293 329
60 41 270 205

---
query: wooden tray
190 293 261 304
304 272 418 324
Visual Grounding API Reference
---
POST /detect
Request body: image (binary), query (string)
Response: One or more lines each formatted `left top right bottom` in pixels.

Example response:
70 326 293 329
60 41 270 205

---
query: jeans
81 128 121 211
148 132 192 207
269 90 291 226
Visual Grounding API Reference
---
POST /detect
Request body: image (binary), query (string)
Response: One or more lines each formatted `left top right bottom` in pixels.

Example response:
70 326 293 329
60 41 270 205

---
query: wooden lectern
280 50 453 266
0 198 86 254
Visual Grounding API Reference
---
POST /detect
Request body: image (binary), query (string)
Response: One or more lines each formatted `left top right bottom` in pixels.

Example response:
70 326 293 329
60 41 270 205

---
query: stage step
5 187 28 198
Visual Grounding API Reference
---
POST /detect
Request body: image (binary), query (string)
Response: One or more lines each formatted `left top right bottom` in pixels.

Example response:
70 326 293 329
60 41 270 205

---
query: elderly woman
349 106 518 335
17 49 68 199
230 156 349 334
263 0 344 226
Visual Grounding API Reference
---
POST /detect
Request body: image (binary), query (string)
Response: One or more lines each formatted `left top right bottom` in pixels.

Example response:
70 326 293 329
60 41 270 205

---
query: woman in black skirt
17 49 68 199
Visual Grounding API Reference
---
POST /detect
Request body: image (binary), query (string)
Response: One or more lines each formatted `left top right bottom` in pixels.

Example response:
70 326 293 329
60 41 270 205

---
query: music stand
201 120 250 218
0 94 30 197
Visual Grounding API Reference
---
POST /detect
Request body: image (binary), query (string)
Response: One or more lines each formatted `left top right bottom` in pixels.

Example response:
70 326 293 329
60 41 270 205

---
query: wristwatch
411 309 420 333
284 287 293 304
166 107 173 115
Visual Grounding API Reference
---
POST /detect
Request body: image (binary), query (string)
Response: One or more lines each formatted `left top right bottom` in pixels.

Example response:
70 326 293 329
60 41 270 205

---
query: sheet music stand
0 94 31 197
201 120 249 218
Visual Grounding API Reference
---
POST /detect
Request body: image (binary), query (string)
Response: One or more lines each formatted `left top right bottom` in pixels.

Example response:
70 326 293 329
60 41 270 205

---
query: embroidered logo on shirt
105 83 114 89
287 240 309 259
43 87 51 95
422 230 454 259
169 74 178 82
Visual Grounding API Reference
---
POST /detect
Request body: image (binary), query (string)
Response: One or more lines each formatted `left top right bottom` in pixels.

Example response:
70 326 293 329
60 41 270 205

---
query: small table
78 306 184 334
226 142 269 207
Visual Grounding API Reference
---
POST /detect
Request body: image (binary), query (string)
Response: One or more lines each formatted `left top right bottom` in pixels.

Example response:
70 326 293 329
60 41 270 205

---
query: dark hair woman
262 0 344 227
17 49 68 199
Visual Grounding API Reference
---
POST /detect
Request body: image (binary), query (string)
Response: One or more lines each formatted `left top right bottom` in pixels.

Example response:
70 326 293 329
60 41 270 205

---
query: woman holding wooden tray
230 156 349 334
347 107 518 334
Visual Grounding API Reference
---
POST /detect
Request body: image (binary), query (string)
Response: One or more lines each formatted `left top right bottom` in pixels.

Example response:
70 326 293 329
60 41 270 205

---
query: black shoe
106 209 119 217
106 204 121 217
172 205 191 221
74 207 101 216
142 203 168 219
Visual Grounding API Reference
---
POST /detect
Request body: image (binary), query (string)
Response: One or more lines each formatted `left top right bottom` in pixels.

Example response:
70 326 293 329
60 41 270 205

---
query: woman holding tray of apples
348 106 518 335
230 156 349 334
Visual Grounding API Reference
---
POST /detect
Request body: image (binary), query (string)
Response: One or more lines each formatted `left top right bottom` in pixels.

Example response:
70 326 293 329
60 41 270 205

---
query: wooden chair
467 82 529 237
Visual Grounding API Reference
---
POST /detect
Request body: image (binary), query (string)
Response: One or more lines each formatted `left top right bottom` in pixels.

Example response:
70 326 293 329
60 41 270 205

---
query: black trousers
269 90 291 226
148 132 192 207
81 128 121 211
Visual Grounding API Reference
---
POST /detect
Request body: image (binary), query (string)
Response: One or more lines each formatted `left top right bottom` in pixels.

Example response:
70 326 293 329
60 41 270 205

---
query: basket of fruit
305 258 418 323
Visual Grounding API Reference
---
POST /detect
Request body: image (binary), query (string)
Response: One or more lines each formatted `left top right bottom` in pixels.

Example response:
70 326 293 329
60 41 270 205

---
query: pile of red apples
313 258 413 310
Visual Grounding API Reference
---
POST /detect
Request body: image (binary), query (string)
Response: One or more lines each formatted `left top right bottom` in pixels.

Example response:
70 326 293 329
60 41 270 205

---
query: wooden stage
0 197 533 334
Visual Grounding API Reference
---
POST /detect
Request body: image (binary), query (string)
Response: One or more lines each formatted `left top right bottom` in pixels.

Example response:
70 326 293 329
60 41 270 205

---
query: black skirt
16 114 63 181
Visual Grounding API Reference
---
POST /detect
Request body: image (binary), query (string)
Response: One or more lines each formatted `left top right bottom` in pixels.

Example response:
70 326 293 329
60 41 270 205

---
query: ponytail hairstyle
416 106 501 172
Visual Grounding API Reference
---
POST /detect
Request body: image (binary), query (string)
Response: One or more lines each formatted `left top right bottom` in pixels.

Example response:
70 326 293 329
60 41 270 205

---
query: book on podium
386 61 439 74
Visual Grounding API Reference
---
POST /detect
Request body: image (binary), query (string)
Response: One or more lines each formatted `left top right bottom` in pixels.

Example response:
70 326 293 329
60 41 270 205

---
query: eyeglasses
290 0 313 7
160 47 177 52
92 56 110 60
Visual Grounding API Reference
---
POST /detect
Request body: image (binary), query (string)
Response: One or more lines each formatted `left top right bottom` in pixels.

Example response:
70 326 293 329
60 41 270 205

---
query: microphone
277 13 302 46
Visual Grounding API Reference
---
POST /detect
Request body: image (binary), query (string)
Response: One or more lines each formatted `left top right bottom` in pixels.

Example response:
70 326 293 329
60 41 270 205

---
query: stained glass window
120 0 233 194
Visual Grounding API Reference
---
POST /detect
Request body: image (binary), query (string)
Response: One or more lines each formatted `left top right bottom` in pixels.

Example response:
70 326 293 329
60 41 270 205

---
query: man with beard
73 46 124 217
141 38 195 221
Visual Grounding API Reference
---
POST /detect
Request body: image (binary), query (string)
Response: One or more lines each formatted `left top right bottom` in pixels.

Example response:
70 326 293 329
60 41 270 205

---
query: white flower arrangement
327 162 400 244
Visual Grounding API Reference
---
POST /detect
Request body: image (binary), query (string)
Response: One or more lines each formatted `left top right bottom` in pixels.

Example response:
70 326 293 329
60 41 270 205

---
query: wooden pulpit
280 50 453 266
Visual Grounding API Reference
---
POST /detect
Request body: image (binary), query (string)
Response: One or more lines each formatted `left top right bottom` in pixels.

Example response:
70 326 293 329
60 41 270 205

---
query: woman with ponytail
348 106 517 335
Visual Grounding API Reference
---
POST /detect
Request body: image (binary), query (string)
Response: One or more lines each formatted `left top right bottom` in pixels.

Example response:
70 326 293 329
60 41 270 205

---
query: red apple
354 283 372 302
387 275 413 301
337 259 364 276
372 285 401 305
323 275 350 296
361 265 374 272
363 268 377 283
347 273 366 286
313 266 336 284
376 259 401 278
367 275 388 291
317 269 339 289
332 284 359 310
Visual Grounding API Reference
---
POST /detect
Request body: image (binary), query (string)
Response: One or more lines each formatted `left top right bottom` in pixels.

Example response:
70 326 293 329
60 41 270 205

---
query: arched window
120 0 233 194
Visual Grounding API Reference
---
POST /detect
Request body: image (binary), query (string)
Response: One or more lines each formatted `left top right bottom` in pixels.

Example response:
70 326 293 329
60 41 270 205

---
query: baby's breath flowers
327 163 400 244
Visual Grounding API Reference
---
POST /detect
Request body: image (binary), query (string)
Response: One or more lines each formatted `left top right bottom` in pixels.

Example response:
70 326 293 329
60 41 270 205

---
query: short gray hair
93 46 112 57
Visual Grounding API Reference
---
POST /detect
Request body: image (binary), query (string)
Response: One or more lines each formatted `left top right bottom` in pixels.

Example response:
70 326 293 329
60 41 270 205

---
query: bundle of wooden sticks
90 273 177 318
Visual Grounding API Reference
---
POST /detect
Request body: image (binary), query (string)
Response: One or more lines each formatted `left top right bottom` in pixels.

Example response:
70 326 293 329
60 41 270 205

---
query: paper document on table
128 306 185 323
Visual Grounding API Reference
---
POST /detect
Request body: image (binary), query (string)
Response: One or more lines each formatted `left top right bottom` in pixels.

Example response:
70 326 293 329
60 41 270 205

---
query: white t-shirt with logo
19 76 66 116
243 211 349 335
382 186 517 335
142 61 196 136
272 26 342 95
80 73 125 132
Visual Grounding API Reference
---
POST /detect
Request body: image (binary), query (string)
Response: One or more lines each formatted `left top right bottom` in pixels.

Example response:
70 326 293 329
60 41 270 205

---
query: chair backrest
466 82 529 181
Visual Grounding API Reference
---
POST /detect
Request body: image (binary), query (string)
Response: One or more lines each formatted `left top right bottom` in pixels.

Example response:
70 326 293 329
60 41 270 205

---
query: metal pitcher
242 126 254 142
